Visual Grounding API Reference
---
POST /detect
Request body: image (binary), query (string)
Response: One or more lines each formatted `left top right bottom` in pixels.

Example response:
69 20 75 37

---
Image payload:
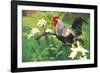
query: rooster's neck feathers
56 19 65 36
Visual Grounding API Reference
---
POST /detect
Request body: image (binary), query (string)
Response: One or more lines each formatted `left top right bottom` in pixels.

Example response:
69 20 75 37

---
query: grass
22 11 90 62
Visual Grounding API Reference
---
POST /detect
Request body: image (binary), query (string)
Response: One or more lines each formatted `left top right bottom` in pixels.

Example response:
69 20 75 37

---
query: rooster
53 16 87 44
36 16 88 48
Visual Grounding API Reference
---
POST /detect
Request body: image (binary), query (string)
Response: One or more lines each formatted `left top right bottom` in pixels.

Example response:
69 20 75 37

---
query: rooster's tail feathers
71 17 84 36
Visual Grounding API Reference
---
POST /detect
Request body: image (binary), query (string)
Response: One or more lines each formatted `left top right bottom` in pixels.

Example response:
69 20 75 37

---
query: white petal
69 52 77 59
45 28 52 33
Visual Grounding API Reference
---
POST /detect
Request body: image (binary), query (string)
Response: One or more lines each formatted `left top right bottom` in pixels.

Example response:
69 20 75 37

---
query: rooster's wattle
53 16 85 44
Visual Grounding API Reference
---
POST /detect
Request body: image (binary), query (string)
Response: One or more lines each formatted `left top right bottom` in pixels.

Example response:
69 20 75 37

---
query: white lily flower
27 28 40 39
69 41 89 59
37 18 47 27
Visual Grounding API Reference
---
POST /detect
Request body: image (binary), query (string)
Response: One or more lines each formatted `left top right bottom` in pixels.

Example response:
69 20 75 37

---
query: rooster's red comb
53 16 58 21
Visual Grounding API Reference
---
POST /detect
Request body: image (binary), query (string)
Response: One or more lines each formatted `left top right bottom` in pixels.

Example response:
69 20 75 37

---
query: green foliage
22 11 90 62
